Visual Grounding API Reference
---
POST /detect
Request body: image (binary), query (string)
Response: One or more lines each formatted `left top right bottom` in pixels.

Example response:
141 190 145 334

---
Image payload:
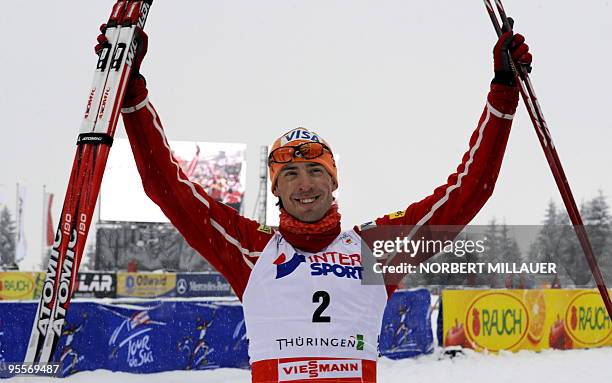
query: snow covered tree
583 191 611 262
557 207 590 286
568 191 612 284
555 193 611 287
498 222 522 264
0 206 16 267
482 219 503 287
532 200 564 264
482 220 522 287
501 222 525 286
483 218 500 261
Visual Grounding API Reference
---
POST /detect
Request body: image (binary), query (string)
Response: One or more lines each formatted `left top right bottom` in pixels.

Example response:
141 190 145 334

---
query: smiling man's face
273 162 338 222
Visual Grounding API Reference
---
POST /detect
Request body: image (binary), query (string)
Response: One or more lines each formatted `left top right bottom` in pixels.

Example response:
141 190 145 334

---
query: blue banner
0 301 37 368
379 288 433 359
0 290 432 377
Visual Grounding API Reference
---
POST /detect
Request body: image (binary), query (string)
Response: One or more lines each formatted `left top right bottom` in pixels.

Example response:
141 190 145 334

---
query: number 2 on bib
312 290 331 323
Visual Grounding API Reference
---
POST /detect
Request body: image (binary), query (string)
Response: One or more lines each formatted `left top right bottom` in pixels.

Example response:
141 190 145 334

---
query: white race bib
242 230 387 362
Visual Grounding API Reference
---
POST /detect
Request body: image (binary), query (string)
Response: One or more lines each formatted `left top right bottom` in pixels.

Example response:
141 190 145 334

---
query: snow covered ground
7 347 612 383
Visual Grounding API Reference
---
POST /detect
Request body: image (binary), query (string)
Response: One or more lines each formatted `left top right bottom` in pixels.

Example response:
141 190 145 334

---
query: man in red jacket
97 22 531 383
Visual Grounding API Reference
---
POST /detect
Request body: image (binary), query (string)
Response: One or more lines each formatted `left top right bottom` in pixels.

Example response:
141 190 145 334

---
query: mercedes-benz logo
177 278 187 295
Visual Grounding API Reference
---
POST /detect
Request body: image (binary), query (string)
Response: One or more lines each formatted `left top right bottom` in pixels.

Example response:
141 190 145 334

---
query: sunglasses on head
268 142 333 165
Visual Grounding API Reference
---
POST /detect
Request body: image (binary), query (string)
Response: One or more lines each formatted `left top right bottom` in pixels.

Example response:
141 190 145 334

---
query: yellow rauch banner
442 289 612 352
0 272 45 300
563 291 612 347
117 272 177 298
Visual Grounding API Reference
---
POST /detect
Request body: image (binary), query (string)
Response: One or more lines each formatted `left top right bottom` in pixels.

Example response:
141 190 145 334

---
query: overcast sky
1 0 611 269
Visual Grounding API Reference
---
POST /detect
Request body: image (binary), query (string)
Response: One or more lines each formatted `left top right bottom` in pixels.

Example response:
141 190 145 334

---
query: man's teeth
299 197 316 204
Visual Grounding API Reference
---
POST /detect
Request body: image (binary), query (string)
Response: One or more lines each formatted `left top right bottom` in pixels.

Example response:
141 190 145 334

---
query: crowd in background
174 148 244 212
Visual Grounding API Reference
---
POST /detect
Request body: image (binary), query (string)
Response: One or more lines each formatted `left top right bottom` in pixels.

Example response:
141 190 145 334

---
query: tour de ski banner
0 290 432 376
0 300 249 377
379 288 433 359
0 272 44 300
442 289 612 352
116 272 177 298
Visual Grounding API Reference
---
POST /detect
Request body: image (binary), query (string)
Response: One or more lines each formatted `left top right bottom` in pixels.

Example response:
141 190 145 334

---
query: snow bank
9 347 612 382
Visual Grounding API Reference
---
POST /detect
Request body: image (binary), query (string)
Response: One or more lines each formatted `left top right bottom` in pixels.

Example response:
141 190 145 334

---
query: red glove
94 23 148 76
94 23 148 107
492 18 532 87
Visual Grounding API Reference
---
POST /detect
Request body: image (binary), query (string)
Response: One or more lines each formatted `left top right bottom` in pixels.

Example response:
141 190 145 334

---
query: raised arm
356 30 531 295
371 27 531 230
120 78 273 299
96 25 274 299
375 83 518 229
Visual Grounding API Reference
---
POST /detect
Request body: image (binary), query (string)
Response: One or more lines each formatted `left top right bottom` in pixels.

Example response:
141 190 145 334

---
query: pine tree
570 191 612 284
459 231 481 287
484 218 499 259
583 191 611 263
482 218 502 287
494 221 523 288
527 201 566 286
558 203 592 286
0 206 16 267
499 222 522 264
534 200 564 264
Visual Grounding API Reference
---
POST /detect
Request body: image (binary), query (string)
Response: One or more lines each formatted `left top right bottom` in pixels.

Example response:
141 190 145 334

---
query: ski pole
483 0 612 318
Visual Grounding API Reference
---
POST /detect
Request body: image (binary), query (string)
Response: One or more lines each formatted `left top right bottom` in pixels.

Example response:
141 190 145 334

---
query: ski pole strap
77 132 114 146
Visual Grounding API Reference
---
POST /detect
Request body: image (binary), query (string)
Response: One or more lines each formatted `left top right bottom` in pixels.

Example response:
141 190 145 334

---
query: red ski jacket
120 82 519 300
